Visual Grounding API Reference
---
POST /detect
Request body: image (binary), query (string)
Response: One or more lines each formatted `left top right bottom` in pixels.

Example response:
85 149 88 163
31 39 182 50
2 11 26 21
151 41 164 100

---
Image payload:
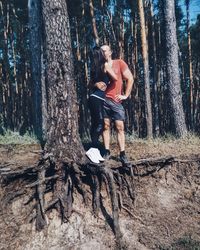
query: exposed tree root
1 154 199 248
102 166 123 247
36 167 47 230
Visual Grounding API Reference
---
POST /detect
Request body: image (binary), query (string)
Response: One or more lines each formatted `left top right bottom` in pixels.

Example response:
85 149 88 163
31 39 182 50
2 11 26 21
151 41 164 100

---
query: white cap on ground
92 148 105 162
85 148 100 164
85 148 105 163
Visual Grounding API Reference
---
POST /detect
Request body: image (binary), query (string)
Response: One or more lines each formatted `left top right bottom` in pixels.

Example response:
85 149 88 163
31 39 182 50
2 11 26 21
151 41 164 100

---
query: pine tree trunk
0 63 4 134
119 13 124 59
89 0 99 46
186 0 194 130
149 0 160 136
0 1 13 130
28 0 47 142
137 0 153 138
193 62 199 132
163 0 187 137
41 0 84 162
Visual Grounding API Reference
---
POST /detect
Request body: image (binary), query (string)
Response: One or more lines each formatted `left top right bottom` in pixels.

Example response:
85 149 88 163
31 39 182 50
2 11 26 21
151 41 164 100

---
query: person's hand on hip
115 94 127 102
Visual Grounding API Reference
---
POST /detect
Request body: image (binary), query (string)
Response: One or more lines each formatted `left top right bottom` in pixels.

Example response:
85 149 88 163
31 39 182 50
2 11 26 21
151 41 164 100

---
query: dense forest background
0 0 199 141
0 2 200 249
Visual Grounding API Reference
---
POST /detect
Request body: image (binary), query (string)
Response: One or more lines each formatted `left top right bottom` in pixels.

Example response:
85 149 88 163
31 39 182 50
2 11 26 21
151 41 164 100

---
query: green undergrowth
0 130 39 145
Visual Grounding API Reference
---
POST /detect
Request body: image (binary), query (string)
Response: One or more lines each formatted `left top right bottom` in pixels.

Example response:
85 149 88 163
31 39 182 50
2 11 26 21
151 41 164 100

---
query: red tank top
105 59 128 102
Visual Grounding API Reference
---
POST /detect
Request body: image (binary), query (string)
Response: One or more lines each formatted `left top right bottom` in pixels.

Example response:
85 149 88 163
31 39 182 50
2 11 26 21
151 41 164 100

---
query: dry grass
110 133 200 160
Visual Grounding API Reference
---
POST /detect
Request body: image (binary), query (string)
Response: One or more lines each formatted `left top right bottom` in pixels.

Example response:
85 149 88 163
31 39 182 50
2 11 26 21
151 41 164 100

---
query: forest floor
0 136 200 250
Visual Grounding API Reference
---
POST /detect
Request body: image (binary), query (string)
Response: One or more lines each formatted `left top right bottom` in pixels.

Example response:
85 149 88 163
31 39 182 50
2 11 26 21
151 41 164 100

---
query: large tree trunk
163 0 187 137
0 0 13 130
41 0 84 162
137 0 153 138
28 0 47 143
28 0 86 231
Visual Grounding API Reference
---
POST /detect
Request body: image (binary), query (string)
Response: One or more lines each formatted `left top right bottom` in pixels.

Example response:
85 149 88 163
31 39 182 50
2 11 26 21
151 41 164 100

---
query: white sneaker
85 148 100 164
93 148 105 162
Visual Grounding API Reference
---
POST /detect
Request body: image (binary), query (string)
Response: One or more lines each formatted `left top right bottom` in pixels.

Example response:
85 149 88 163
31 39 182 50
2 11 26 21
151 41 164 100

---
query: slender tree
148 0 160 136
137 0 153 138
89 0 99 45
185 0 194 130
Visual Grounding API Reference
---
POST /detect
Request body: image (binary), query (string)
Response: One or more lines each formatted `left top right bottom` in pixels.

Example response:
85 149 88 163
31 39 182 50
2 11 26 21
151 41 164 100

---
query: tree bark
137 0 153 138
28 0 47 143
41 0 84 162
89 0 99 46
0 0 13 130
149 0 160 136
163 0 187 137
185 0 194 130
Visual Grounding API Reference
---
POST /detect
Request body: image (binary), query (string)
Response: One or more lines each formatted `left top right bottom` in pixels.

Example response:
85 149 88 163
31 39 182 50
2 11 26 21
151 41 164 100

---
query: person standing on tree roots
100 45 134 165
86 47 118 164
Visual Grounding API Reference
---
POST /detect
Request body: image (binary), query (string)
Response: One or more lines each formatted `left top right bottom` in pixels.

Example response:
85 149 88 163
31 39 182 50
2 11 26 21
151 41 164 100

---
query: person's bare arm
123 68 134 97
88 79 107 91
89 74 107 91
95 81 107 91
104 62 118 81
115 68 133 101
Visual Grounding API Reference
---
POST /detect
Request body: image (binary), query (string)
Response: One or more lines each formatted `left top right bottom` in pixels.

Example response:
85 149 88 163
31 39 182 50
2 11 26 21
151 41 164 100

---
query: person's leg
115 120 125 152
89 97 104 148
115 120 129 166
103 118 110 160
115 120 129 164
112 104 129 164
103 98 112 157
102 118 111 156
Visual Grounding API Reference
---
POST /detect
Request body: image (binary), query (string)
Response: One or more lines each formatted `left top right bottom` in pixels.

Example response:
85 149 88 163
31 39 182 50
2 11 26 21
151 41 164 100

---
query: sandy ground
0 138 200 250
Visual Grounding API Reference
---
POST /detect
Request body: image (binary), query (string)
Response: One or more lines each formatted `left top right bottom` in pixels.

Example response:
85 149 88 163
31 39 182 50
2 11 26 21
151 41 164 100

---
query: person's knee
104 123 110 131
104 120 110 131
115 122 124 133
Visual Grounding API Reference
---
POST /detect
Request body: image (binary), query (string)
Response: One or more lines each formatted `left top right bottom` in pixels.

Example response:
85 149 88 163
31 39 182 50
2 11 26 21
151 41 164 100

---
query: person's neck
107 58 113 66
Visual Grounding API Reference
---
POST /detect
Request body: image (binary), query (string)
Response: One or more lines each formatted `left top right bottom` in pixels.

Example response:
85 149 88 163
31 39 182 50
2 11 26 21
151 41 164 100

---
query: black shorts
103 98 125 121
